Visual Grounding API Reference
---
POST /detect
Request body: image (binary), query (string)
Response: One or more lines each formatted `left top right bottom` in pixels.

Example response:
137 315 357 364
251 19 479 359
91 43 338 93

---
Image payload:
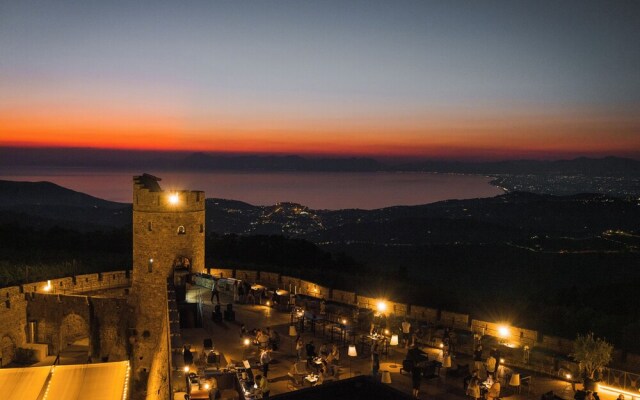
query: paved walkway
177 285 620 400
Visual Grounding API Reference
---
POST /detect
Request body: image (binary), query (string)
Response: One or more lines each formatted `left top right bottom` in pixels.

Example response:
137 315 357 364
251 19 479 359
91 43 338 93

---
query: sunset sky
1 0 639 160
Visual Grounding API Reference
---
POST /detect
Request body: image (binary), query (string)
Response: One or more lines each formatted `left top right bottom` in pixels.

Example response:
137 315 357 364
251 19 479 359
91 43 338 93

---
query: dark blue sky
1 0 639 159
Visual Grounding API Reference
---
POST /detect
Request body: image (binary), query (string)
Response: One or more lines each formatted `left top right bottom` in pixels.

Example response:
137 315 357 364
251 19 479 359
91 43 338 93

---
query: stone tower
129 174 205 399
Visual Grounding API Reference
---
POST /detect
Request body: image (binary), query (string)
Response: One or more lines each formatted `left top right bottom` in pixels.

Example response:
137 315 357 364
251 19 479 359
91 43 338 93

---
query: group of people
473 344 502 380
240 325 281 351
465 369 501 400
295 338 341 383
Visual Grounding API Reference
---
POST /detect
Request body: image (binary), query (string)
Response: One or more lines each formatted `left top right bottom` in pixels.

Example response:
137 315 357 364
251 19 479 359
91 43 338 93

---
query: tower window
148 258 153 273
200 224 204 233
148 222 152 231
177 226 186 235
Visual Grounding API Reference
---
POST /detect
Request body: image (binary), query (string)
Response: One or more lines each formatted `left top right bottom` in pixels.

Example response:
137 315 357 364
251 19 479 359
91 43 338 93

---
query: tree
571 332 613 382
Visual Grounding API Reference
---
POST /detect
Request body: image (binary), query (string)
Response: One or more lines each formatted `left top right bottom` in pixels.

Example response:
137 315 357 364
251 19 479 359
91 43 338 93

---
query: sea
0 168 504 210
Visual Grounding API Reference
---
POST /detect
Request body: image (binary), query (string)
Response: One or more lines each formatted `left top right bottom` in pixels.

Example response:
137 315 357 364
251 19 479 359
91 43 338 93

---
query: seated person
327 344 340 364
486 380 501 400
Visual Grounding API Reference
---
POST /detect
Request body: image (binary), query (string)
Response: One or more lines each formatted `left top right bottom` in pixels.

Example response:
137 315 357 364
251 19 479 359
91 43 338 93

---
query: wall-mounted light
377 300 387 313
498 325 510 338
168 193 179 205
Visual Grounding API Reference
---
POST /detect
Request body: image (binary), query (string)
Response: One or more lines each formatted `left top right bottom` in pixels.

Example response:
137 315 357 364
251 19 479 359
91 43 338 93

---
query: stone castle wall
0 272 131 365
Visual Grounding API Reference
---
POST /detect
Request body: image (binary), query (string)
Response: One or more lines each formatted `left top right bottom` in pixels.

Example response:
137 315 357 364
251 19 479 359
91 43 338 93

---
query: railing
600 368 640 398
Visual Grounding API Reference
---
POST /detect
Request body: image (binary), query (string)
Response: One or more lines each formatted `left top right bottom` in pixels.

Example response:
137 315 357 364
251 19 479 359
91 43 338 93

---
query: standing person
210 279 220 305
233 280 239 303
371 343 380 379
466 372 481 400
237 283 245 304
411 359 421 399
306 340 316 359
260 348 271 378
372 351 380 379
296 337 304 361
485 353 497 379
473 345 484 378
255 374 270 399
183 345 193 367
402 319 412 348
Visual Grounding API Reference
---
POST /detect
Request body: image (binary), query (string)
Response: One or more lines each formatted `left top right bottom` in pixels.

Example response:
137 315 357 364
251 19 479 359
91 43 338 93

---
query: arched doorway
59 313 89 348
1 335 16 366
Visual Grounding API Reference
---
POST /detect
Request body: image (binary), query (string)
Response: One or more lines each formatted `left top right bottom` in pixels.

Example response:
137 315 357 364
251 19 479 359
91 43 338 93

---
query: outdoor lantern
243 338 250 346
509 373 520 387
183 366 190 373
390 334 399 346
443 355 452 368
381 370 392 384
348 345 358 378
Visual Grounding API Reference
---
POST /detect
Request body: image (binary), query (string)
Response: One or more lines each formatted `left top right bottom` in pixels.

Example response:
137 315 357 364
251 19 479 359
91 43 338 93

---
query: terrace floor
174 285 621 400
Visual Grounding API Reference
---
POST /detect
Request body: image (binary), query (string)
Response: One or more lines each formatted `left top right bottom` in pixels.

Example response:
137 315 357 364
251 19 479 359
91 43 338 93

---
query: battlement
133 173 205 212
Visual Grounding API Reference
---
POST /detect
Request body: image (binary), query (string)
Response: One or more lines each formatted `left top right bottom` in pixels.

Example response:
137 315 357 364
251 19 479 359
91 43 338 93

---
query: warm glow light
43 280 52 292
243 338 250 346
342 319 347 324
498 325 510 338
384 329 389 335
348 345 357 357
390 334 399 346
377 301 387 313
168 193 179 204
598 385 640 398
566 373 572 380
500 358 505 364
439 343 444 348
183 366 190 373
266 301 271 306
204 383 210 390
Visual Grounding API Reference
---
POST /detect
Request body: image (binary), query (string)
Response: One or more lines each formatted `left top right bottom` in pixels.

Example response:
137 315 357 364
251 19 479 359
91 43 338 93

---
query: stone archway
59 313 89 348
1 335 16 366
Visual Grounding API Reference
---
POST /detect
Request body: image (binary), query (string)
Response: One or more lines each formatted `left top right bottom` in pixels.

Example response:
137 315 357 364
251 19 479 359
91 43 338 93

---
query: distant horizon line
1 145 639 163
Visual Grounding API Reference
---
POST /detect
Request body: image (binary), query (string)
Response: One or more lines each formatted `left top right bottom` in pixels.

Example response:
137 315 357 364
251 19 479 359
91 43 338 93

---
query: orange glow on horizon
1 103 639 159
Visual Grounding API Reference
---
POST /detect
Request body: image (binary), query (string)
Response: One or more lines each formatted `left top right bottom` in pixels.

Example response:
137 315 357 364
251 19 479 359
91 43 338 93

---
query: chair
520 375 533 395
288 361 310 385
